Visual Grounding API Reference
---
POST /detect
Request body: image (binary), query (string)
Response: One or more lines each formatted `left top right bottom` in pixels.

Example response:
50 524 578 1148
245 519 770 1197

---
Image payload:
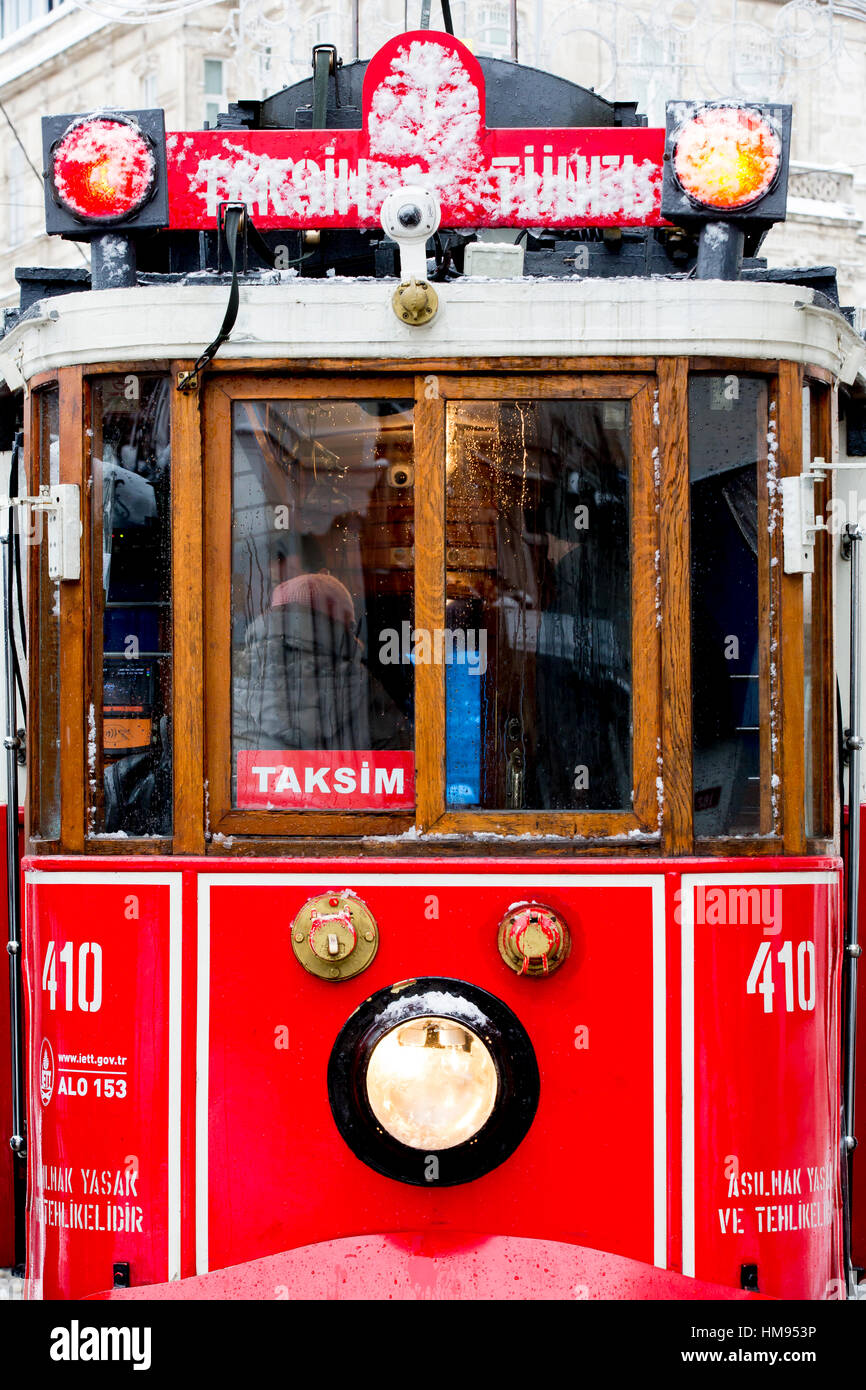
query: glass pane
203 58 224 96
690 376 769 836
90 376 172 836
35 388 60 839
804 382 831 839
232 398 414 811
445 398 631 812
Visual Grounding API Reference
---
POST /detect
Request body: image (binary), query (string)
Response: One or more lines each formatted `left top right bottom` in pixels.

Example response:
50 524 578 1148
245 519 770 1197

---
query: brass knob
291 892 378 981
392 277 438 325
497 904 569 977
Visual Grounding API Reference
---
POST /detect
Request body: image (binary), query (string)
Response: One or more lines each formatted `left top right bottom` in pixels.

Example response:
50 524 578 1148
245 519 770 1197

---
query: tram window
89 376 172 837
444 399 631 812
34 387 60 840
230 399 414 811
689 376 771 837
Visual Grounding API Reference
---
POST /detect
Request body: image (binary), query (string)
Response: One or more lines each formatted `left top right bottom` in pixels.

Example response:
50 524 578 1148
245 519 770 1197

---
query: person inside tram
233 532 410 754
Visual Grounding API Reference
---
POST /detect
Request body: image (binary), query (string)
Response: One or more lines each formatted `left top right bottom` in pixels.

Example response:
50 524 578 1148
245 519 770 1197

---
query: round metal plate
290 891 379 981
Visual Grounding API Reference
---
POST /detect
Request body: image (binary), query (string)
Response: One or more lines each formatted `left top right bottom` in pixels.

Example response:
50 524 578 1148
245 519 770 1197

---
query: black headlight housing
328 977 540 1187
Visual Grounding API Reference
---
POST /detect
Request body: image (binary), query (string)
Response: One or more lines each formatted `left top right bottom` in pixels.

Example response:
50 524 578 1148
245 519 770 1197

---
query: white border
679 871 839 1280
3 278 865 387
25 869 184 1282
196 870 667 1275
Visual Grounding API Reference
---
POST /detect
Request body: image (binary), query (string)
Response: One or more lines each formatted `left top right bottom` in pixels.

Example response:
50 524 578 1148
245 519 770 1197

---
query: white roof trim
2 277 863 385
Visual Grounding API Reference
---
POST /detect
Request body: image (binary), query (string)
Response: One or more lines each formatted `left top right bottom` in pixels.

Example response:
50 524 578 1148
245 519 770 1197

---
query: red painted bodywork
22 855 844 1300
0 804 14 1267
90 1233 769 1301
851 804 866 1273
164 32 665 232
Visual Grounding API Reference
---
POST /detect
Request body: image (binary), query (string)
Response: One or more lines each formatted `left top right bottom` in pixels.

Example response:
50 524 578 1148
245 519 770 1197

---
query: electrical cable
0 101 89 268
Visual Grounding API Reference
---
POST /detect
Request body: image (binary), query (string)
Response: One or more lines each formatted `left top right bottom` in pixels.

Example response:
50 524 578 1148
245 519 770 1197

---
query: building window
141 68 158 109
626 27 684 127
474 4 511 58
203 57 227 128
7 140 32 249
1 0 56 40
310 10 341 46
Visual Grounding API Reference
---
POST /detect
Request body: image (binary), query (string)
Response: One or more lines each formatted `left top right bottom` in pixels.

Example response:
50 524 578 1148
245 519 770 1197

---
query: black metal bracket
177 202 276 393
312 45 339 129
420 0 454 34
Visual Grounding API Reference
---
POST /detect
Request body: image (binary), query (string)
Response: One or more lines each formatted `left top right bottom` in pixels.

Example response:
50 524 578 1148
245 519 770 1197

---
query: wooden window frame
415 372 661 838
204 373 418 838
26 354 835 860
86 371 174 844
203 369 662 842
27 382 61 849
803 374 836 848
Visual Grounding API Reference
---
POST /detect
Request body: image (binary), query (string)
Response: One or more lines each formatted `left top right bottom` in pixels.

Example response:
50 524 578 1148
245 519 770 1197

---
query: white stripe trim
195 869 666 1276
26 870 183 1283
681 882 696 1279
167 876 182 1281
195 872 663 889
196 878 211 1276
679 871 839 1281
651 878 667 1269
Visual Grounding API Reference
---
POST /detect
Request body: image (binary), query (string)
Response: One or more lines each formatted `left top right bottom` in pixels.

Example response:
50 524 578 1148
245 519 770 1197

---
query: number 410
746 940 815 1014
41 941 102 1013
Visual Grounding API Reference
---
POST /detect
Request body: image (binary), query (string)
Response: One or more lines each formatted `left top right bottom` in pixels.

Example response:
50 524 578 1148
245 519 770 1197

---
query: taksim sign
165 31 666 230
237 750 415 810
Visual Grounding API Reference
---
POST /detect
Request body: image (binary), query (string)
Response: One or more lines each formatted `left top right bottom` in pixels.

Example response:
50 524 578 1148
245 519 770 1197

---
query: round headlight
51 116 156 223
366 1016 499 1150
673 105 781 211
328 978 539 1187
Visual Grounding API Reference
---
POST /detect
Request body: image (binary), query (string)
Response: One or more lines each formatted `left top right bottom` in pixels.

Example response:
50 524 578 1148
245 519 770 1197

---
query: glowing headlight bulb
366 1017 498 1150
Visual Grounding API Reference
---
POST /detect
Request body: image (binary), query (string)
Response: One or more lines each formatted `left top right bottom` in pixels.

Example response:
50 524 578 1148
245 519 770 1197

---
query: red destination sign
166 31 664 231
236 750 415 810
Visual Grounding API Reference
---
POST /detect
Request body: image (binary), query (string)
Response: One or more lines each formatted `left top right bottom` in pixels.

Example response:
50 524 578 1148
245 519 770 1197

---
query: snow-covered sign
166 30 665 230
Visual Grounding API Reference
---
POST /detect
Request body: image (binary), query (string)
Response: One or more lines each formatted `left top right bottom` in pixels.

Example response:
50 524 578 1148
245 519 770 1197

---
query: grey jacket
234 602 409 752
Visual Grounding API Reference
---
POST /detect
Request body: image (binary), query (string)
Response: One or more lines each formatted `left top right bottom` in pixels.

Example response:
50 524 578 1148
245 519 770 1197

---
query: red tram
0 25 863 1301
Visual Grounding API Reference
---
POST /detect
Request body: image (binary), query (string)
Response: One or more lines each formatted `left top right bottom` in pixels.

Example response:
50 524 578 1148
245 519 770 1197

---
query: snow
701 222 730 249
373 987 488 1032
673 107 780 211
86 702 97 837
87 702 97 775
656 737 664 831
368 39 482 165
366 826 658 844
654 546 662 627
766 400 781 827
53 118 154 220
177 38 662 227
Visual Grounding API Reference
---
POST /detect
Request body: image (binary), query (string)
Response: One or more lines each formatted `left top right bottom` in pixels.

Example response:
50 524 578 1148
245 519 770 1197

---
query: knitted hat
271 572 356 628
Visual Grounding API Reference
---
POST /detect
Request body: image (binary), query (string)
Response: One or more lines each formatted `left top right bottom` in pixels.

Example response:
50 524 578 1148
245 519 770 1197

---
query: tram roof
0 276 864 390
2 29 864 392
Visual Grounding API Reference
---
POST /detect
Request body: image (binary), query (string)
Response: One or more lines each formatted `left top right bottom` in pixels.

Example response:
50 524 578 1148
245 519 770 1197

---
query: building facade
1 0 865 305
